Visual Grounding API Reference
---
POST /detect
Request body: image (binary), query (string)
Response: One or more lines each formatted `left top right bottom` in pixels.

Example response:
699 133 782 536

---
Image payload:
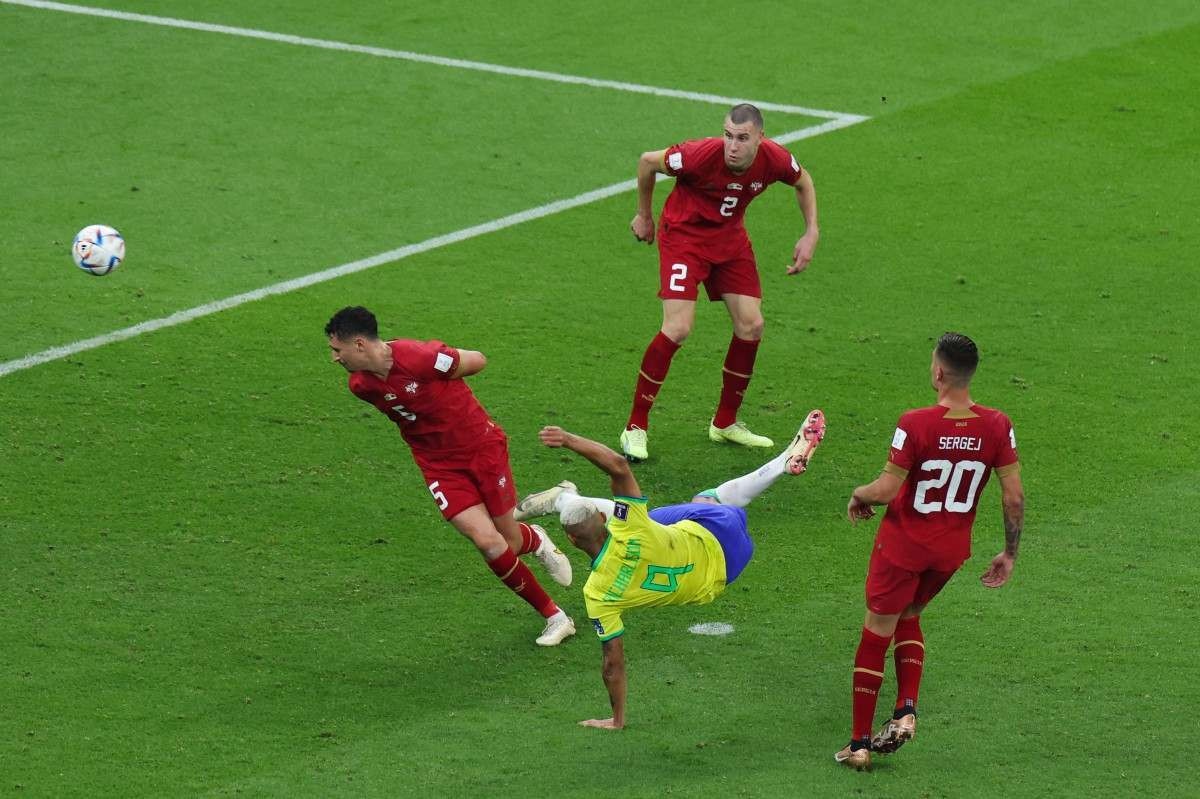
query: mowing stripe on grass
0 109 862 379
2 0 868 123
0 0 870 377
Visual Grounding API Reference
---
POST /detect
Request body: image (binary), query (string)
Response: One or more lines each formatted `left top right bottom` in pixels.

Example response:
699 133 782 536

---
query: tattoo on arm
1003 505 1023 557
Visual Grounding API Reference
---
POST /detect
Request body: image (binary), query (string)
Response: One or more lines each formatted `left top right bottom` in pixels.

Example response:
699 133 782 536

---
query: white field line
3 0 869 123
0 0 871 378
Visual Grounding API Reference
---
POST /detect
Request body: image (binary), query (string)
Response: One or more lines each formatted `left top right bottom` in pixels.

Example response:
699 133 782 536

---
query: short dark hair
935 332 979 383
728 103 763 129
325 306 379 340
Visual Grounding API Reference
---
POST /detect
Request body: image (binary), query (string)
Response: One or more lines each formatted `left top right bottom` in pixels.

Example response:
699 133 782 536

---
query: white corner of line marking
2 0 871 121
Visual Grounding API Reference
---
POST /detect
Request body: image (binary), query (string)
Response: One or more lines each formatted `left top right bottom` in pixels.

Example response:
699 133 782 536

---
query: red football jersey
347 340 505 467
876 404 1020 572
659 137 804 248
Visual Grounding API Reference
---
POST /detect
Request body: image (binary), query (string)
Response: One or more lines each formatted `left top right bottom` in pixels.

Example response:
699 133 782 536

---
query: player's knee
734 315 764 341
460 525 508 558
660 320 692 344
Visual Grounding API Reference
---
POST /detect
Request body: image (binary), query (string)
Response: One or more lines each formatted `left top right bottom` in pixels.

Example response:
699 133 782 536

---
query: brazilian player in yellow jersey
527 410 825 729
584 496 728 642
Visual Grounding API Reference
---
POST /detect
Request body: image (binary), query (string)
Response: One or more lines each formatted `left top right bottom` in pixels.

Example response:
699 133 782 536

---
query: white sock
714 450 790 508
555 490 616 518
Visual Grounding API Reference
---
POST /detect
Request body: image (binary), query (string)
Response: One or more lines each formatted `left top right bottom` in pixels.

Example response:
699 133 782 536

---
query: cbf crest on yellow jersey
584 497 727 641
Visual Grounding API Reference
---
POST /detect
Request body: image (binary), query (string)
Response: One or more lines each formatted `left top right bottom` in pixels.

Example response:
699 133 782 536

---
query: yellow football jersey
584 497 727 640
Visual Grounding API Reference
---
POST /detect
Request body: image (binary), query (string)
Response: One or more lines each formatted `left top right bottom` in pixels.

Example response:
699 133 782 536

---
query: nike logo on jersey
726 182 743 190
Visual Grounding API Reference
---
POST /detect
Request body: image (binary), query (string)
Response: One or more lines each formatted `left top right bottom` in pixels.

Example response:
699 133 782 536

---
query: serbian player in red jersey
835 333 1026 770
324 306 576 646
621 103 820 462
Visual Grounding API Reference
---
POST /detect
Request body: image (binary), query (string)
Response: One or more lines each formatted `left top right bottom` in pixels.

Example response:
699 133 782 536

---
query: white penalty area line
0 0 870 379
2 0 867 123
0 181 634 378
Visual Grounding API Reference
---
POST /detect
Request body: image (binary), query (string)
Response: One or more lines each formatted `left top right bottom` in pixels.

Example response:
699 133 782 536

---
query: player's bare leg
451 505 512 560
450 505 575 645
709 294 773 448
623 300 694 462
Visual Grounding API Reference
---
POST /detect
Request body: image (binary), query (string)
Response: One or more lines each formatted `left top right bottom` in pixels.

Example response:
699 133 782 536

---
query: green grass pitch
2 1 1198 796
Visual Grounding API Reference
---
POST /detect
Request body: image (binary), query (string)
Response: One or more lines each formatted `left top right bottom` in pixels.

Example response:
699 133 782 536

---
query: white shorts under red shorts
657 226 761 302
415 437 517 521
865 543 960 616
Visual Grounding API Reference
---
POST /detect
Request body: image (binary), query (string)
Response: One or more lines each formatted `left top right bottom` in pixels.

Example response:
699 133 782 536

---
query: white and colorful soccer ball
72 224 125 276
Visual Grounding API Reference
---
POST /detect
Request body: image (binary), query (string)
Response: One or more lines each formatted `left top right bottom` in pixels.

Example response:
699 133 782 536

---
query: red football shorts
657 227 761 302
416 438 518 521
865 543 959 615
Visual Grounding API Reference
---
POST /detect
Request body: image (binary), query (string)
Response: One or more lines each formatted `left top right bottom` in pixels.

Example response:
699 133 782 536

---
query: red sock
852 627 892 742
712 336 759 429
627 332 682 431
487 548 558 618
515 522 540 555
893 616 925 715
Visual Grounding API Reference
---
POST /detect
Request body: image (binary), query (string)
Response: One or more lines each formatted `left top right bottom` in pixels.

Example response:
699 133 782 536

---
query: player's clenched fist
630 213 655 244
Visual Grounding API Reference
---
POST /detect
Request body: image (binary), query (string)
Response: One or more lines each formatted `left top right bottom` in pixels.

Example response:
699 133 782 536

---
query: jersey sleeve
884 412 919 478
609 496 651 535
662 139 711 178
769 141 805 185
404 340 460 381
993 413 1020 476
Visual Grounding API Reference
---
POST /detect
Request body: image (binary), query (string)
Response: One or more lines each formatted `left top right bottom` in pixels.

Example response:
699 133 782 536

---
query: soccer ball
72 224 125 276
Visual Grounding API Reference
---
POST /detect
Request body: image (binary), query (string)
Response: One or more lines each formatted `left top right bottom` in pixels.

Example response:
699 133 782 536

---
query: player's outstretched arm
539 426 641 498
449 349 486 378
580 636 627 730
982 470 1025 588
788 169 820 275
630 149 667 244
847 470 904 524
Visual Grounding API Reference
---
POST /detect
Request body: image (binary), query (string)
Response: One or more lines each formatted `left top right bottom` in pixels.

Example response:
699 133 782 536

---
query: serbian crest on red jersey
404 381 419 394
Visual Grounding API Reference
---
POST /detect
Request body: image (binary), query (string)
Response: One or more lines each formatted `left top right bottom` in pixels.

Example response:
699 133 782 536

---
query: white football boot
784 409 827 475
514 480 578 521
536 610 576 646
532 524 573 586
